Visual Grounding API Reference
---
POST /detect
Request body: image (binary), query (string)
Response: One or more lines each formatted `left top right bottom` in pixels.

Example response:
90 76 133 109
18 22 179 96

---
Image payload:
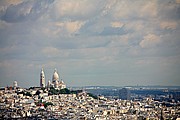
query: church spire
40 67 45 87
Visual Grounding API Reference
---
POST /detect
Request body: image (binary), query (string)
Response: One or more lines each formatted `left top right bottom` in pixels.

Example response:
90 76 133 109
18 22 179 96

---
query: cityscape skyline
0 0 180 87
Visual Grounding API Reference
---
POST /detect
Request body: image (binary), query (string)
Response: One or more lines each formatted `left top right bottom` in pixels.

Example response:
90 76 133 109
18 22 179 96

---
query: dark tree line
48 87 82 95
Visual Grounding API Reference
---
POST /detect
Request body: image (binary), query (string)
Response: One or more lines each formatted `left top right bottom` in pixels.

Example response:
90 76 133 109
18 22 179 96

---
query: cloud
139 0 157 17
0 20 10 29
111 0 158 19
52 0 105 20
1 0 54 23
55 21 85 33
157 0 180 21
111 21 124 28
1 1 33 22
65 21 85 33
139 34 161 48
160 21 178 30
0 0 180 87
0 0 23 11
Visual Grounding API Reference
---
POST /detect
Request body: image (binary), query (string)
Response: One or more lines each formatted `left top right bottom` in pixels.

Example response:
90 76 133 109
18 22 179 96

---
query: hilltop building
52 68 59 86
51 68 66 89
13 81 18 88
40 68 66 89
40 68 45 87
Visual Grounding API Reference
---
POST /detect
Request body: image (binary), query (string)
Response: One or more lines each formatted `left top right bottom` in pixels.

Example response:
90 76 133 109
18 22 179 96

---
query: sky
0 0 180 87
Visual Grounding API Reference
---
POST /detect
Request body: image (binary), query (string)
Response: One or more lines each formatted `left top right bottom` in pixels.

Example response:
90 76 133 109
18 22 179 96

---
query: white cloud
111 0 158 19
51 21 85 34
139 34 161 48
125 21 145 32
64 21 85 33
112 1 133 19
111 21 124 28
52 0 104 20
160 21 178 30
140 0 157 17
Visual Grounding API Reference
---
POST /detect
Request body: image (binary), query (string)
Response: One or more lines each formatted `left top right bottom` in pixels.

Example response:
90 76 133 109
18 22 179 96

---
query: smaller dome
59 80 64 84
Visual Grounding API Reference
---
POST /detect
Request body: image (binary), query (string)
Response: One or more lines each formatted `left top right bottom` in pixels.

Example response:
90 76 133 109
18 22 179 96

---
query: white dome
52 69 59 81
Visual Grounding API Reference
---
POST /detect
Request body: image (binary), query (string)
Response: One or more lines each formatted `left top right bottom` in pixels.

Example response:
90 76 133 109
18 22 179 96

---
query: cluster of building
0 68 179 119
40 68 66 90
0 86 179 119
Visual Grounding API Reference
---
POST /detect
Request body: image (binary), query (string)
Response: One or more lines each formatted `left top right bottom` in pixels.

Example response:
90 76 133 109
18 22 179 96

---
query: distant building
13 81 18 88
51 68 66 89
119 88 131 100
52 68 59 86
40 68 45 87
47 80 51 88
40 68 66 89
59 80 66 89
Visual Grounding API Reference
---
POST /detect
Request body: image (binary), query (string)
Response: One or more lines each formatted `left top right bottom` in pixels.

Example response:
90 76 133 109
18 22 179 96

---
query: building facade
52 68 66 89
40 68 66 89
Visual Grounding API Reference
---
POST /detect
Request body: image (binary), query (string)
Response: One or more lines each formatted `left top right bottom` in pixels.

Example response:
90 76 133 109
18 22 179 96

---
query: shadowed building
119 88 131 100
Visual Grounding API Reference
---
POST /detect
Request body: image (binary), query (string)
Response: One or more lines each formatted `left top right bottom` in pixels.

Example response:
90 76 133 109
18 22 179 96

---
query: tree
43 102 53 108
87 93 98 99
25 92 32 97
49 87 59 95
59 88 70 94
35 90 41 95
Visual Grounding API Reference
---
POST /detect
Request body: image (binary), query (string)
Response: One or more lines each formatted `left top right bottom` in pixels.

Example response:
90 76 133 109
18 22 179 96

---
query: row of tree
16 87 98 99
48 87 83 95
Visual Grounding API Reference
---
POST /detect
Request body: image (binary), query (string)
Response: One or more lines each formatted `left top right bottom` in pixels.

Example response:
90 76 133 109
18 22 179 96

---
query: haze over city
0 0 180 87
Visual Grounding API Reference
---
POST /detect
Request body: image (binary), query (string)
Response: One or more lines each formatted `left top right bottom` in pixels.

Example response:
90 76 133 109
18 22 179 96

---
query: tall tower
13 81 18 90
40 68 45 87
